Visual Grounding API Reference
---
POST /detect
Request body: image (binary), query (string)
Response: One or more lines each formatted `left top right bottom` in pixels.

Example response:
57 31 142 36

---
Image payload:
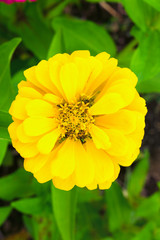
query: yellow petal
49 60 65 97
8 121 19 140
71 50 90 58
95 109 137 134
24 154 49 173
99 181 112 190
112 162 120 181
133 112 145 132
37 128 61 154
34 149 58 183
23 117 57 136
51 139 76 179
9 97 30 120
50 53 69 64
60 63 79 103
35 60 59 95
128 112 145 145
87 58 118 94
95 52 110 62
84 57 103 94
18 80 45 96
75 140 95 187
43 93 62 105
19 86 42 99
17 123 38 143
18 80 33 89
90 93 125 115
86 180 97 190
52 174 75 191
86 141 114 183
90 124 111 150
126 91 147 115
26 99 57 117
104 129 129 156
113 138 139 167
74 57 91 94
106 82 136 107
108 67 138 87
24 66 40 87
13 141 38 158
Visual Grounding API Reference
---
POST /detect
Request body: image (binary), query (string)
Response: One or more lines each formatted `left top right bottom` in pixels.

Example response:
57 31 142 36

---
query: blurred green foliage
0 0 160 239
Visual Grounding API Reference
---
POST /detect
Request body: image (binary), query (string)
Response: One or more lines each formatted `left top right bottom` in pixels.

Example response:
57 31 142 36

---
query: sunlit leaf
123 0 160 31
144 0 160 12
47 29 65 59
52 17 116 56
131 31 160 93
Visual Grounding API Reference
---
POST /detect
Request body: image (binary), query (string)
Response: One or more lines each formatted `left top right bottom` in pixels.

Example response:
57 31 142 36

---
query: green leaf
131 31 160 93
0 110 12 141
78 188 101 203
52 17 116 56
14 4 52 60
11 70 25 97
123 0 159 31
137 72 160 93
0 111 12 128
144 0 160 12
87 0 123 2
117 39 138 68
131 222 155 240
0 168 40 201
0 38 21 111
23 214 60 240
12 198 44 215
136 192 160 218
0 2 16 20
47 0 74 19
105 182 132 232
127 150 149 200
47 29 65 59
0 139 8 165
154 228 160 240
51 185 77 240
2 149 13 167
0 206 12 227
0 127 10 141
101 238 114 240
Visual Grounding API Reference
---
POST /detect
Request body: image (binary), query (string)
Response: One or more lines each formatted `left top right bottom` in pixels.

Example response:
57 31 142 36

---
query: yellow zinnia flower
8 51 147 191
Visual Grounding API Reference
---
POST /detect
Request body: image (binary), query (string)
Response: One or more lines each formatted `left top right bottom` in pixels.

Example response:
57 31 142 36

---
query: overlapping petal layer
8 50 147 191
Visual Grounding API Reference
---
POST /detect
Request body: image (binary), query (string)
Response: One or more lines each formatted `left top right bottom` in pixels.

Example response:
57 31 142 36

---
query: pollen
57 99 95 142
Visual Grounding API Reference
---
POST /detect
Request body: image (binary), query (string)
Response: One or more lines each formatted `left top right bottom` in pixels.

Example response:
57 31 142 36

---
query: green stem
51 184 78 240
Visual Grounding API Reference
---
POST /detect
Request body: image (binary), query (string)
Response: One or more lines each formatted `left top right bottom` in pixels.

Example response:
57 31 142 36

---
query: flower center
57 98 95 142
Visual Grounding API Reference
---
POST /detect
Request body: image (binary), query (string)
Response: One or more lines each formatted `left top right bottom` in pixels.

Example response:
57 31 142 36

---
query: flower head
0 0 36 4
8 51 147 191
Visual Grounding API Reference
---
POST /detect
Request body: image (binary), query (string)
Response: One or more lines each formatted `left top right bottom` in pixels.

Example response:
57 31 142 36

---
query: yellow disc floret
57 98 95 142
